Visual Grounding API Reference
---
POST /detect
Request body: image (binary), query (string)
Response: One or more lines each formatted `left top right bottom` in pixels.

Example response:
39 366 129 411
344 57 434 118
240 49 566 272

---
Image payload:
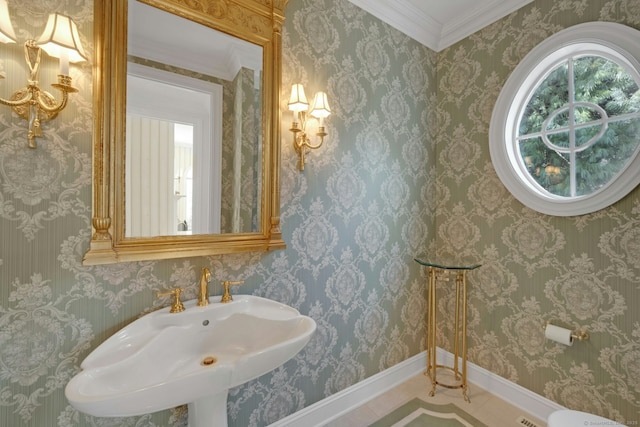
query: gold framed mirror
84 0 287 265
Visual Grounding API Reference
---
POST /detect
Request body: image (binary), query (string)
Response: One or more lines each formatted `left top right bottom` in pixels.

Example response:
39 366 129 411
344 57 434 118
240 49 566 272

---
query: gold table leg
459 271 469 402
425 266 437 396
424 267 470 402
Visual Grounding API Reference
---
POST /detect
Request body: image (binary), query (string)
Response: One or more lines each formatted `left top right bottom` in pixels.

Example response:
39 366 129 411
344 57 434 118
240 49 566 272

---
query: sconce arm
35 87 71 113
0 90 33 107
292 129 327 171
302 128 326 150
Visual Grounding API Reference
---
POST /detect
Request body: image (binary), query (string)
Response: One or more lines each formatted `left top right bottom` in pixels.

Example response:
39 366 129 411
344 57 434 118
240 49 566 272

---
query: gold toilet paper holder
543 321 589 341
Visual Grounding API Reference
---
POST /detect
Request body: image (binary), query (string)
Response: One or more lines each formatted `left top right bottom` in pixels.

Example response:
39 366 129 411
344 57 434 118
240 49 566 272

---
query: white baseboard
435 348 565 422
268 352 426 427
269 349 564 427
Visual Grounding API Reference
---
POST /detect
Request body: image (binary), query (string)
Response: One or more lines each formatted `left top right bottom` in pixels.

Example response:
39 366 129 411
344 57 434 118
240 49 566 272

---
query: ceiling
348 0 534 51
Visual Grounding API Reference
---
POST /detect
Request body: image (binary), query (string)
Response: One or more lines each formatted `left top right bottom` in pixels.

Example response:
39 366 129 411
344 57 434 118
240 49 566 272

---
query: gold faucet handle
157 287 185 313
220 280 244 303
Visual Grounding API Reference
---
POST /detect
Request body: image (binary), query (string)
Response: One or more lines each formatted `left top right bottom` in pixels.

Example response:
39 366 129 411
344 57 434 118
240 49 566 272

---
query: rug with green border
369 398 490 427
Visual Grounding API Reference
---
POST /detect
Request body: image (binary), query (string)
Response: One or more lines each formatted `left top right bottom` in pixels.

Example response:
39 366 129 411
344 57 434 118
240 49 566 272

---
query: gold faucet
220 280 244 303
157 287 185 313
197 267 212 307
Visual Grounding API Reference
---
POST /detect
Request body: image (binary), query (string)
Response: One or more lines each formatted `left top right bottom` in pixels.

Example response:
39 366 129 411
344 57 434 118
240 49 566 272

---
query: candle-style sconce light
288 83 331 171
0 1 86 148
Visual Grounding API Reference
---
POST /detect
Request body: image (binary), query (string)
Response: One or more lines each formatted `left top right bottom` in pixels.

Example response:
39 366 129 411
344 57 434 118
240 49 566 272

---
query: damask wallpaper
436 1 640 423
0 1 638 427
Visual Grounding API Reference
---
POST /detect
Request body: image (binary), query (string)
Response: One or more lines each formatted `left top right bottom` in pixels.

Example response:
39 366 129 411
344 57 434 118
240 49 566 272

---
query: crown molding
438 0 535 50
347 0 442 50
348 0 534 52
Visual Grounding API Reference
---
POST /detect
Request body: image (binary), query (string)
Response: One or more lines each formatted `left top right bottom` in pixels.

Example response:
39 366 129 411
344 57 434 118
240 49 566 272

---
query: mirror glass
126 0 263 237
84 0 286 265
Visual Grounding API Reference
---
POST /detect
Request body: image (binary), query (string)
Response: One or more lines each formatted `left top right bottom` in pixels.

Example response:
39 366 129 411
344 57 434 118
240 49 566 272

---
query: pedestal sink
65 295 316 427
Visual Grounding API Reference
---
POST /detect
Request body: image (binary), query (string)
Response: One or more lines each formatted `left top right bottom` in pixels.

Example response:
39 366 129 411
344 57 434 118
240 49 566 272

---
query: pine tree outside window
490 22 640 216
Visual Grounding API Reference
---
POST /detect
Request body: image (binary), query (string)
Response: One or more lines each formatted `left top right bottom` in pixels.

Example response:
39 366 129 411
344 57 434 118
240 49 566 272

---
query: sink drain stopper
201 356 217 366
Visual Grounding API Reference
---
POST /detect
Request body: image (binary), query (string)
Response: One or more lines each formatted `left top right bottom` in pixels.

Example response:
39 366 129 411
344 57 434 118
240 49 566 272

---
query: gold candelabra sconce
0 2 86 148
288 83 331 171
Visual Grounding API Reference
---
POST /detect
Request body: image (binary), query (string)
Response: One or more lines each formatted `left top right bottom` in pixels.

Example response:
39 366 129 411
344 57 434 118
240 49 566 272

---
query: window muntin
490 23 640 216
516 53 640 199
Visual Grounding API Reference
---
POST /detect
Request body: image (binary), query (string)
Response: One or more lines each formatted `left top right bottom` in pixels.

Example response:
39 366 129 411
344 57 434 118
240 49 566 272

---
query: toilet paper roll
545 324 573 346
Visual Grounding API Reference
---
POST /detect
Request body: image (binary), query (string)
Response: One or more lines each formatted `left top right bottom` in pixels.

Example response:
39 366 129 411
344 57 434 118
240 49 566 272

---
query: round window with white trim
490 22 640 216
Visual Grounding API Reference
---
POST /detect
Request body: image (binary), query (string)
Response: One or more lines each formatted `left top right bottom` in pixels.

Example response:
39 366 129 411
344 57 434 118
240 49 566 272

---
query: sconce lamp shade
0 0 17 43
35 13 87 63
288 83 309 112
310 91 331 119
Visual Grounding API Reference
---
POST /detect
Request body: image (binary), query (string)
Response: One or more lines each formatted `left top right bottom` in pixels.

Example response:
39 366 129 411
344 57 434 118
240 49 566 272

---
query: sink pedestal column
188 390 229 427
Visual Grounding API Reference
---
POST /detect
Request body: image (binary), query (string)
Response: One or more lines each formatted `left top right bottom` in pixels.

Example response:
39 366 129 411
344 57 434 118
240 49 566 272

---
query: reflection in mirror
127 0 263 236
85 0 287 265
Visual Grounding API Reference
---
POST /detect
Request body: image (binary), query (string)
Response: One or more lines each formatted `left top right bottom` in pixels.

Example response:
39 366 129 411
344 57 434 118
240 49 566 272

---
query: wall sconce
0 2 87 148
288 83 331 171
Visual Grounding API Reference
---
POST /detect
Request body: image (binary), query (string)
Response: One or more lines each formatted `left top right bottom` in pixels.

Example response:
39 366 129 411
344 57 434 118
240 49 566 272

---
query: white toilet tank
548 409 622 427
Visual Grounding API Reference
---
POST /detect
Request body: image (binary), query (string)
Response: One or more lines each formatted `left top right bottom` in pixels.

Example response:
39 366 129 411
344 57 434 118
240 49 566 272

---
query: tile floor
323 373 548 427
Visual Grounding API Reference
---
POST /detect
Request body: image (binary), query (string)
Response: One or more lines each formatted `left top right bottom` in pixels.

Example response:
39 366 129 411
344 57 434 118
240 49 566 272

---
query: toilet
547 409 621 426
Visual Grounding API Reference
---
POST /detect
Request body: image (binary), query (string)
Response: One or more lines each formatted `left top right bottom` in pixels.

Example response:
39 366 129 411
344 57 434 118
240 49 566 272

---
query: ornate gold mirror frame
84 0 287 265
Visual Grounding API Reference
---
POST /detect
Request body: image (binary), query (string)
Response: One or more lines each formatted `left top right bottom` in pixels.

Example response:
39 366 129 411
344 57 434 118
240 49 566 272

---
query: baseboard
269 349 564 427
435 348 565 421
267 352 426 427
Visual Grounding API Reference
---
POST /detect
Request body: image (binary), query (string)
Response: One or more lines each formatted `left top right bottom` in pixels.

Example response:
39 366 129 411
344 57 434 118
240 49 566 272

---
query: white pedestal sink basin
65 295 316 427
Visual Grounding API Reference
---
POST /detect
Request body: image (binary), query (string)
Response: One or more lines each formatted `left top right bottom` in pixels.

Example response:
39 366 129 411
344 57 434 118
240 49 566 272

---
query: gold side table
415 257 481 402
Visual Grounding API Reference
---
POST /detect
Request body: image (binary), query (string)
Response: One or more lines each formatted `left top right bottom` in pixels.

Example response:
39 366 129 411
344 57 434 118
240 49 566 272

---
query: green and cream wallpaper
436 0 640 423
0 0 638 426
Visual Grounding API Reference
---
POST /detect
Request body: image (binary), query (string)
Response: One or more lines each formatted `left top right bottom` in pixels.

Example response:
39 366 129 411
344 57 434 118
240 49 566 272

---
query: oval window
490 22 640 216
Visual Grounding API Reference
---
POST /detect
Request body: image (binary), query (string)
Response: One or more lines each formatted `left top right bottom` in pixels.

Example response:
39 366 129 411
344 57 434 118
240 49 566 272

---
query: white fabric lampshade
310 91 331 119
288 83 309 112
35 13 87 63
0 0 17 44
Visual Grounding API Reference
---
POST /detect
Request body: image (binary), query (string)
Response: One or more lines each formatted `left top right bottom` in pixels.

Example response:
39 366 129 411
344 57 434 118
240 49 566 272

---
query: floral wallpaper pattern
436 0 640 423
0 0 639 427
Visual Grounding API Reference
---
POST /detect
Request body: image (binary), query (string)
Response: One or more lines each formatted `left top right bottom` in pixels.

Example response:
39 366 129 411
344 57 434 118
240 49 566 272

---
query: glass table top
414 256 481 271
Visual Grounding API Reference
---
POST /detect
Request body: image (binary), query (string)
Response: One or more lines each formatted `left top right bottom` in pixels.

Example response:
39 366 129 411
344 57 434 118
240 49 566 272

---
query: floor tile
324 374 547 427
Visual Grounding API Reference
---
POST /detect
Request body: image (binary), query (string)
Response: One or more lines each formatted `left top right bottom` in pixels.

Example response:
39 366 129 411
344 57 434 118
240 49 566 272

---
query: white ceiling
348 0 534 51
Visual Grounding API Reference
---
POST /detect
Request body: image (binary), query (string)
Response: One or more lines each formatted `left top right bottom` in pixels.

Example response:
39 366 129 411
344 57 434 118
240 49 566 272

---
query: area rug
369 398 490 427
